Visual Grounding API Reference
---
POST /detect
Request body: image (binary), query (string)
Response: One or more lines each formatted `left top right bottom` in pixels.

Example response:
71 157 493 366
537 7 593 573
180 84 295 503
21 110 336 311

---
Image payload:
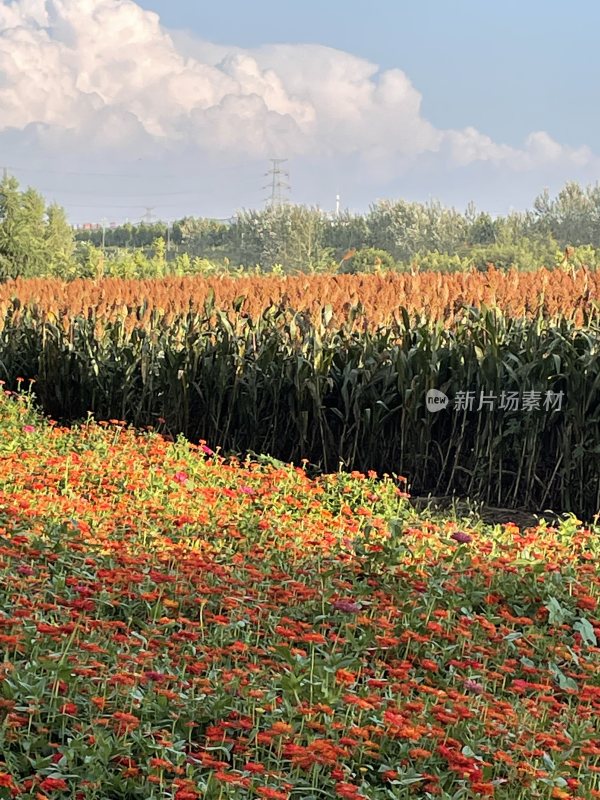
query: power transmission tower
263 159 290 207
142 206 157 224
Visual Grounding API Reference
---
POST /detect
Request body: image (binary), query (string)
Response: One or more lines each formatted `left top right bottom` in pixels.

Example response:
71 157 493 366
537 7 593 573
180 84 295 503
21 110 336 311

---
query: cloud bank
0 0 597 219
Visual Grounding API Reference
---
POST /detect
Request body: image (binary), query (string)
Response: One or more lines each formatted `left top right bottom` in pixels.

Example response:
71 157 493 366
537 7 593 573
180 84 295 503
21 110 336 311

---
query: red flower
256 787 289 800
39 777 68 792
336 782 365 799
0 773 17 790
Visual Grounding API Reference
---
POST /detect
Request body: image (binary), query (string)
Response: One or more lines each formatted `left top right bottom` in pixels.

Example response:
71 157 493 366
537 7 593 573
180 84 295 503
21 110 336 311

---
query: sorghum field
0 268 597 326
0 266 600 330
0 270 599 513
0 387 600 799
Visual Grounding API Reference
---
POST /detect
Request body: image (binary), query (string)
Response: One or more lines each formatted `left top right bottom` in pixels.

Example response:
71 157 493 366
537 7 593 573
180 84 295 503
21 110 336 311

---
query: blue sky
140 0 598 149
1 0 599 223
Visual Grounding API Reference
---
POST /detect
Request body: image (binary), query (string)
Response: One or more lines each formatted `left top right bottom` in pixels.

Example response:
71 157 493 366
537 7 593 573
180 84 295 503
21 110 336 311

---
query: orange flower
111 711 140 734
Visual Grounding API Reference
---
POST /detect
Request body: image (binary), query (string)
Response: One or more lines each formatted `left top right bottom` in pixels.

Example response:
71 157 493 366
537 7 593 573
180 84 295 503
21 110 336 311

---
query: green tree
45 204 75 275
469 212 497 245
0 176 75 278
338 247 396 274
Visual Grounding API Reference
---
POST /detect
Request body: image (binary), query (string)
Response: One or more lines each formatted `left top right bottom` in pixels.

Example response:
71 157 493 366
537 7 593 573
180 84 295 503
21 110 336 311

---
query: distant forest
73 181 600 273
3 176 600 278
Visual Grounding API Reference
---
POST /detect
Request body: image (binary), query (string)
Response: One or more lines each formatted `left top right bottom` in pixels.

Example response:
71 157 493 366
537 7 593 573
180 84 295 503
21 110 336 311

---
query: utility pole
335 193 340 218
263 159 290 208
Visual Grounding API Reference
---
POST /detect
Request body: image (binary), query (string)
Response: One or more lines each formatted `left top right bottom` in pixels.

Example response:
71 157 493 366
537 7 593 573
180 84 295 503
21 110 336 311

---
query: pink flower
22 425 35 433
174 471 188 484
239 485 255 495
464 679 484 695
200 444 214 456
332 599 362 614
451 530 472 544
144 671 166 682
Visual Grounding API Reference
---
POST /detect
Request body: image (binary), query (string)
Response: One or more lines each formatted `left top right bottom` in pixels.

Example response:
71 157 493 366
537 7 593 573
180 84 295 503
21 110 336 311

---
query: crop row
0 266 598 328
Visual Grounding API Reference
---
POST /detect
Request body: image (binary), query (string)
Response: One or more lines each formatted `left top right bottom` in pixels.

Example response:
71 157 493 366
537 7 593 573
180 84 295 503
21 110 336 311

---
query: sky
1 0 599 224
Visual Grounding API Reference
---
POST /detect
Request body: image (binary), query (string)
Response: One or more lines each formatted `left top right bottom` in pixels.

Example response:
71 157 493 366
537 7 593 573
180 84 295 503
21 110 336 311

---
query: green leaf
573 617 597 646
503 631 523 642
542 752 555 771
549 662 578 693
545 596 570 626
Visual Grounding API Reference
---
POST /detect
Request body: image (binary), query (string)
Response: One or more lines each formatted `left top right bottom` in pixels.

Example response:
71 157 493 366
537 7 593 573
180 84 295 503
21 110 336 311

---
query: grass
0 389 599 799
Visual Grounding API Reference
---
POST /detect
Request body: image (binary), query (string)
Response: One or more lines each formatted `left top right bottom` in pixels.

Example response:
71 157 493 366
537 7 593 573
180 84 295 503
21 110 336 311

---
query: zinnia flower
40 777 69 791
451 530 472 544
331 599 361 614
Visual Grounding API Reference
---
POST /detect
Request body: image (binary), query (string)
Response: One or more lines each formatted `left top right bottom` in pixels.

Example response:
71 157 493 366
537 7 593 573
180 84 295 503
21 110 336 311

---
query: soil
408 495 565 529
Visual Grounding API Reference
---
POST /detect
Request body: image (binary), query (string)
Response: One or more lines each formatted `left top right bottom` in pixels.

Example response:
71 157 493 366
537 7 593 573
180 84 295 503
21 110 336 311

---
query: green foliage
463 237 559 272
338 247 396 274
404 251 471 273
233 204 330 272
532 181 600 246
469 212 497 245
557 244 599 269
45 204 75 274
0 176 75 279
8 176 600 277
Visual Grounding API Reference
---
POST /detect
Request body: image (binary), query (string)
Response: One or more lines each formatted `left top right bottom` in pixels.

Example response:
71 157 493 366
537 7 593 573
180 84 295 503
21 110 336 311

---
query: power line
263 158 290 208
51 202 184 210
5 163 188 180
33 187 206 198
5 161 247 180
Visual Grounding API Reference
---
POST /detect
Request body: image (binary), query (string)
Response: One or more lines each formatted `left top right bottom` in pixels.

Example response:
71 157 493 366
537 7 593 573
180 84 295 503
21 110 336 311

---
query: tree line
3 174 600 278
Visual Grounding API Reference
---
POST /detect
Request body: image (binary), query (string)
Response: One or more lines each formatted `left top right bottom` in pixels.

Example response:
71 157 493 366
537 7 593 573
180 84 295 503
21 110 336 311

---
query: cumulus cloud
0 0 597 219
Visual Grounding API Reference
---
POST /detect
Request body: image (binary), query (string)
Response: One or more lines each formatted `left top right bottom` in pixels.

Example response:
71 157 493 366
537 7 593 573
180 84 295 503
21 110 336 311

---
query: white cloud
0 0 597 219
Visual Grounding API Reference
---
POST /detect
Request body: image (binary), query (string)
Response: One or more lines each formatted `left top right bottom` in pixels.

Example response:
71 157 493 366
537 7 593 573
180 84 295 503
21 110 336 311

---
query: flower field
0 389 599 799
